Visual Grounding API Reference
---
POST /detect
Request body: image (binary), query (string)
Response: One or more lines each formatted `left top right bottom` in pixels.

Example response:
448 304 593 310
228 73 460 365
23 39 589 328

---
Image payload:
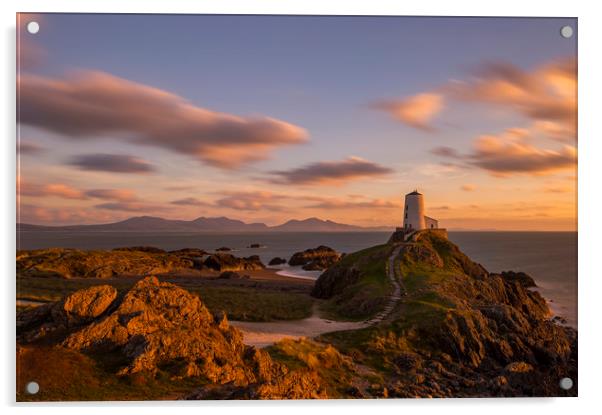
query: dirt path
230 304 366 348
365 244 404 325
232 245 406 347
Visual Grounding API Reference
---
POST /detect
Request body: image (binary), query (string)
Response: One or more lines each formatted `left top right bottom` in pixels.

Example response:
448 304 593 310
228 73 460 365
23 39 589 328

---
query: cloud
431 146 461 158
433 129 577 176
19 181 87 200
268 156 394 185
85 188 137 202
18 204 120 225
307 198 401 210
19 177 143 203
461 184 476 191
69 153 155 173
165 185 198 192
372 93 444 131
377 57 576 142
18 71 308 169
170 197 211 207
448 58 576 141
17 141 45 155
94 202 166 212
214 191 289 211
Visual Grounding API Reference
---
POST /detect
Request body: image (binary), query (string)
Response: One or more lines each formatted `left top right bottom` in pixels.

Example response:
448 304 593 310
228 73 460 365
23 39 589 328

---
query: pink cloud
19 71 308 169
372 93 444 131
433 129 577 176
268 156 393 186
19 181 87 200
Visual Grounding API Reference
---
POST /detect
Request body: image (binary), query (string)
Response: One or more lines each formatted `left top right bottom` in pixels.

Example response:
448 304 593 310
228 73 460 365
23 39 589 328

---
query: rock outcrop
289 246 341 271
203 254 265 272
17 248 196 279
268 257 287 266
16 248 269 278
17 284 118 342
17 277 329 399
496 271 537 288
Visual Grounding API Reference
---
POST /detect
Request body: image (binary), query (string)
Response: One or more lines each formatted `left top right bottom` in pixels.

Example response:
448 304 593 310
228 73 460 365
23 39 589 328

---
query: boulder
54 285 118 326
268 257 287 266
215 247 232 252
204 253 265 272
289 246 341 270
17 285 118 341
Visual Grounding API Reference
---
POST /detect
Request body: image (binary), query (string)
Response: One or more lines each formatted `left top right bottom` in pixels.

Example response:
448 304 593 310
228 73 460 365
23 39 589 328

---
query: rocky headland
16 232 576 399
313 231 577 397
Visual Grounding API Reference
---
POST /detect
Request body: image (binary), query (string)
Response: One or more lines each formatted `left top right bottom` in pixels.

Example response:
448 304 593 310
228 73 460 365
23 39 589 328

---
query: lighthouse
403 190 438 231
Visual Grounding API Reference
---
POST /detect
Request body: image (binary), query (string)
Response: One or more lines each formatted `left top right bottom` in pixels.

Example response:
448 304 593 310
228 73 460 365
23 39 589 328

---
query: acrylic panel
16 14 577 401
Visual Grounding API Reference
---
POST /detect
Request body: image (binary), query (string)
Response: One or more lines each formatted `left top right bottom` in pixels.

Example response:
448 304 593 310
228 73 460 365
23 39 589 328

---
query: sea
17 230 577 328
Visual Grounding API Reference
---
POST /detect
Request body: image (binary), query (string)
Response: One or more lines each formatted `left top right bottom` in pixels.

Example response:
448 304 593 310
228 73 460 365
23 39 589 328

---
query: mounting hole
25 381 39 394
560 25 573 39
26 21 40 34
559 377 573 390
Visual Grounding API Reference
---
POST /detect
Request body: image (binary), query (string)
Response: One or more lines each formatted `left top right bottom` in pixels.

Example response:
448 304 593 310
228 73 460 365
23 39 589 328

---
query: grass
17 345 202 401
17 276 314 322
187 286 313 321
319 244 393 321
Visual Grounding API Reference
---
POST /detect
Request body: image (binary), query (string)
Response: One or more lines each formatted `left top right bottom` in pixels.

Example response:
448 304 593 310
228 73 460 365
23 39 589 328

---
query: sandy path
232 246 407 348
230 309 367 348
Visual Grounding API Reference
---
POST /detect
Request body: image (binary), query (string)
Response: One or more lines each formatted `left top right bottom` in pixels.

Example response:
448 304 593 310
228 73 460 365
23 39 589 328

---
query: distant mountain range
17 216 394 233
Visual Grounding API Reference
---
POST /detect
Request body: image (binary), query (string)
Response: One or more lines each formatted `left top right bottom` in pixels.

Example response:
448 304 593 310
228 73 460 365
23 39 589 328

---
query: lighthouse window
405 213 407 219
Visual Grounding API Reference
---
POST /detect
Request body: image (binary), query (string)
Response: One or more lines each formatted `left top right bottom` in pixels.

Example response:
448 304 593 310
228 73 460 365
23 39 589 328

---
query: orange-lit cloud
19 179 143 204
372 93 444 131
461 184 476 191
18 71 308 169
20 181 87 200
433 128 577 176
307 198 401 210
268 156 393 185
94 202 167 213
448 57 576 142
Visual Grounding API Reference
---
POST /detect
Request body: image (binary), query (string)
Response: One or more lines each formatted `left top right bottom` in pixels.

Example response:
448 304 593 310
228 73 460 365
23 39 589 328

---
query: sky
17 14 577 230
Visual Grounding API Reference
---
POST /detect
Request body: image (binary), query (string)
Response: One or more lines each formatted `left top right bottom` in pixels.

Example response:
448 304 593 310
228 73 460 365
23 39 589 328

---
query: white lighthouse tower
403 190 426 230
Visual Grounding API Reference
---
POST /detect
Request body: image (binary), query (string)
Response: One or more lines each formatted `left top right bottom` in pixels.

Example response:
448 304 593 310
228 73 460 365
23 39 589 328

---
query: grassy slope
320 233 471 372
17 276 313 322
318 244 393 321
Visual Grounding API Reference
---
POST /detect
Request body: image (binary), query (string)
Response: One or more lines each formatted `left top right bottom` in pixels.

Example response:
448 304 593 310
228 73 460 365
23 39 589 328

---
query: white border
3 1 601 414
